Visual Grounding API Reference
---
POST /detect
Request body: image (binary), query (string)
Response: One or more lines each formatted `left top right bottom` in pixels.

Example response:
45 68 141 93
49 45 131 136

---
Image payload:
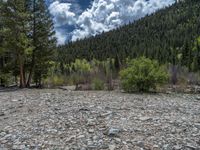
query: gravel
0 89 200 150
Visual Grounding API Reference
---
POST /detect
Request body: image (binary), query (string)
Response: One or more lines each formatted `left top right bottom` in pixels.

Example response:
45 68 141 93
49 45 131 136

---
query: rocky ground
0 89 200 150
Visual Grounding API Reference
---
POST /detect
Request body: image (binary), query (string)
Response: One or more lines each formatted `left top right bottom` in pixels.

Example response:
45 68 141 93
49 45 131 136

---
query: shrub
44 75 65 87
91 78 104 90
120 57 169 92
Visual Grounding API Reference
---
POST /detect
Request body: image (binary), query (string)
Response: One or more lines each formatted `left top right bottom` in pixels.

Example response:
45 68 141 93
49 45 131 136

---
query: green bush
44 75 65 87
120 57 168 92
91 78 104 90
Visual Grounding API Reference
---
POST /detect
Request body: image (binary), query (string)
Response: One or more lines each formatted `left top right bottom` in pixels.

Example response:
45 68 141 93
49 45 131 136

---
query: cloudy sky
47 0 175 45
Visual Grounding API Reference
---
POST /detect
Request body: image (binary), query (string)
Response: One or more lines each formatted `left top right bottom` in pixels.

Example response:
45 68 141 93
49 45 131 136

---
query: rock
153 144 160 150
87 119 96 126
100 145 109 149
185 144 196 150
173 145 182 150
196 96 200 100
105 127 121 137
162 144 172 150
12 99 18 102
0 111 5 116
79 108 90 111
77 135 85 139
12 145 26 150
194 123 200 129
88 129 94 133
139 117 152 121
65 135 76 143
114 138 121 143
136 141 144 148
109 144 116 150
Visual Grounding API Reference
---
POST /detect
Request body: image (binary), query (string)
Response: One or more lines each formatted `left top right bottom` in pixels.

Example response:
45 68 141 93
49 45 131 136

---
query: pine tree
1 0 33 88
26 0 56 87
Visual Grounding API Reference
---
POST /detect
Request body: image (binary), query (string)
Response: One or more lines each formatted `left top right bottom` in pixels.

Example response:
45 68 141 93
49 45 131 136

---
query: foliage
120 57 169 92
0 73 12 86
91 78 104 90
191 37 200 72
72 59 92 74
44 75 65 87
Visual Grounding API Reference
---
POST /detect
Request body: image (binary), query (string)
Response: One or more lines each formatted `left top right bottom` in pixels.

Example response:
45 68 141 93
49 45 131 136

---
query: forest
0 0 200 91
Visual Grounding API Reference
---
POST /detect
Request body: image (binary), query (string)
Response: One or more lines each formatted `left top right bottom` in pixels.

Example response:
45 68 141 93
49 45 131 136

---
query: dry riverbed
0 89 200 150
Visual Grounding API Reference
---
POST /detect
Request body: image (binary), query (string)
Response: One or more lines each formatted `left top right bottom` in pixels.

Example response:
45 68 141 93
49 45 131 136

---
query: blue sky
47 0 175 45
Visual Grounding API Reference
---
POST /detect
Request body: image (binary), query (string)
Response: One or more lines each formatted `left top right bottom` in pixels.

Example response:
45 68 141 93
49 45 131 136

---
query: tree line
0 0 56 87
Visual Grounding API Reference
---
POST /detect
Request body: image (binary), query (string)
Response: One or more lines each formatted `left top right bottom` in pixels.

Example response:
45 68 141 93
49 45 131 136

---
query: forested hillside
59 0 200 70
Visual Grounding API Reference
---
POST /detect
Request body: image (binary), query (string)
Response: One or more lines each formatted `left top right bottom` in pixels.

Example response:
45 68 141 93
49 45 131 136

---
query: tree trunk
26 54 35 87
26 0 36 88
0 57 4 86
19 55 26 88
171 65 178 85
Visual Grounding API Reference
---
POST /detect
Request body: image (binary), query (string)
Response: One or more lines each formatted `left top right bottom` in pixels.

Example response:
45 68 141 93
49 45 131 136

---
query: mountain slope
59 0 200 66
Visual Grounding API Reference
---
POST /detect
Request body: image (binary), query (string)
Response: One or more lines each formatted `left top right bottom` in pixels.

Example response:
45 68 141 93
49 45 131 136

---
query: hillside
58 0 200 68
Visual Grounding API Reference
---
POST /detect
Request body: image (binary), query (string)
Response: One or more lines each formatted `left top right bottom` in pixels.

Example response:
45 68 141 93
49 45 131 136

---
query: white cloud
49 0 175 44
71 0 175 41
49 1 76 27
54 29 67 45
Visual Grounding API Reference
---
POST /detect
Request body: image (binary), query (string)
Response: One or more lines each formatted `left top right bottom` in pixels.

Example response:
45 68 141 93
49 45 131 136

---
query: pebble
88 129 95 133
194 123 200 129
196 96 200 100
0 111 5 116
107 127 121 137
109 144 116 150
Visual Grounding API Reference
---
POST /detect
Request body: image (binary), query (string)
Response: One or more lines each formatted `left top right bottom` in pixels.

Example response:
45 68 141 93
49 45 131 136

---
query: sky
47 0 175 45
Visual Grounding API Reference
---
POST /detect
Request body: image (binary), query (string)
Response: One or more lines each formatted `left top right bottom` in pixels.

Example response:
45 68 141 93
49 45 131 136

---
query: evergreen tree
1 0 33 88
26 0 56 87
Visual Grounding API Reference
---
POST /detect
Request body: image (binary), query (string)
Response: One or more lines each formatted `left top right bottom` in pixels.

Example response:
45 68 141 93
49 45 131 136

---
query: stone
100 145 109 149
185 144 196 150
0 111 5 116
77 135 85 139
87 119 96 126
162 144 172 150
153 144 160 149
88 129 94 133
194 123 200 129
136 141 144 148
173 145 182 150
196 96 200 100
12 144 26 150
139 117 152 121
114 138 121 143
65 136 76 143
106 127 121 137
109 144 116 150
